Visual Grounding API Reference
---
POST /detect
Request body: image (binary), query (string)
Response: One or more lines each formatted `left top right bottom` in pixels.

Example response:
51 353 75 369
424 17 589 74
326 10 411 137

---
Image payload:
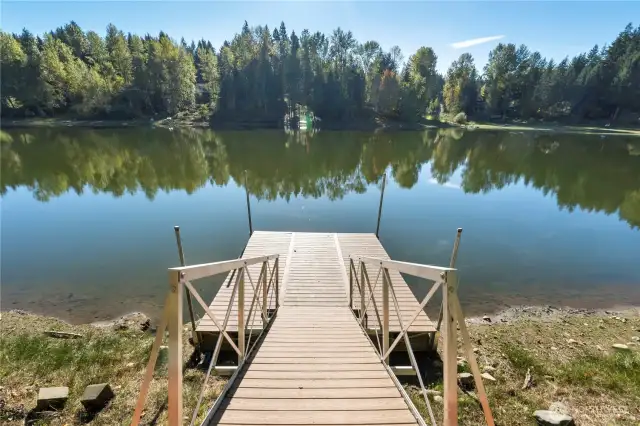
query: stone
44 330 83 339
549 401 570 416
482 315 491 322
481 372 496 382
522 367 534 390
551 346 558 350
612 343 630 351
457 359 468 368
433 395 443 403
81 383 114 412
533 409 575 425
473 347 479 353
425 389 441 396
457 372 474 390
36 386 69 411
482 366 496 373
567 339 578 344
596 345 605 351
631 336 640 342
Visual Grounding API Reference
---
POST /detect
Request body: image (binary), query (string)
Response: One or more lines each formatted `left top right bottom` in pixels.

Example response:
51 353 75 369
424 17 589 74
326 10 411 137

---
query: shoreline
3 116 639 136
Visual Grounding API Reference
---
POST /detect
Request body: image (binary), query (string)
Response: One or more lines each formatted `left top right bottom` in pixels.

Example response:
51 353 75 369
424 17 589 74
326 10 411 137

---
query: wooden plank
216 409 417 424
242 370 390 379
224 398 409 411
250 357 380 364
229 388 402 399
235 378 395 388
247 363 384 371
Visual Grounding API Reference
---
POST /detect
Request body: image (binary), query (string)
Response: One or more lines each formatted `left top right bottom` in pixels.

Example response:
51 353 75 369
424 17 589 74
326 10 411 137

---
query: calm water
1 127 639 323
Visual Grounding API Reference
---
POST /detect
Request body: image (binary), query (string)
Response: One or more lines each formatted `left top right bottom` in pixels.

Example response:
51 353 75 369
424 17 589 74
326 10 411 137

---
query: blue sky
1 1 637 73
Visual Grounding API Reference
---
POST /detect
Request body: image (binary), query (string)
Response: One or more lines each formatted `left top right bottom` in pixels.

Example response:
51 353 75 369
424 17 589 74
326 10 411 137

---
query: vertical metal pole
433 227 463 349
238 267 246 362
382 267 390 363
275 258 280 309
360 262 366 325
443 271 458 426
375 173 387 239
174 226 198 348
349 259 353 310
167 271 183 426
244 170 253 236
262 262 268 327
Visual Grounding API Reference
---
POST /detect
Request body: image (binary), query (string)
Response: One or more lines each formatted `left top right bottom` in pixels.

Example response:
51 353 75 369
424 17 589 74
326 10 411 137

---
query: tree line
1 21 638 123
2 128 639 228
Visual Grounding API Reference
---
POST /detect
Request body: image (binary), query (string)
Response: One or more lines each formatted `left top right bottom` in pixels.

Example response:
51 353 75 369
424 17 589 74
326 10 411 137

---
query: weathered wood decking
196 231 435 338
210 307 419 425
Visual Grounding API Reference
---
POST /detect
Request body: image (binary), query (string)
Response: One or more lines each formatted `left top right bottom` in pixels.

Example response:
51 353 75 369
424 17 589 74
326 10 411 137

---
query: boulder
533 410 575 425
81 383 114 412
36 386 68 411
457 372 474 390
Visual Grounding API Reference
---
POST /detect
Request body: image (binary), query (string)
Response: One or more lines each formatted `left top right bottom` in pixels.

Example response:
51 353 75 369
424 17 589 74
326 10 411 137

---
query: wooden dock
196 231 435 350
132 229 497 426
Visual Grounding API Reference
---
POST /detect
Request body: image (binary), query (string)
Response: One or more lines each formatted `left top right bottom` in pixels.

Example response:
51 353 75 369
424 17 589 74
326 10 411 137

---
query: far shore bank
3 116 639 136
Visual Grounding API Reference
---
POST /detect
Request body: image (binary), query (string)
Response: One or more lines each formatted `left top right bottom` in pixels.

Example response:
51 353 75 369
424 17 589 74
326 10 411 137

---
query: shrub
453 112 468 124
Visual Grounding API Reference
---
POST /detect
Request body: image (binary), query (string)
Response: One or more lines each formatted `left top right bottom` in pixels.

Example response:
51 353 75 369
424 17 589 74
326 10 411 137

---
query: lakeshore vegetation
1 21 639 125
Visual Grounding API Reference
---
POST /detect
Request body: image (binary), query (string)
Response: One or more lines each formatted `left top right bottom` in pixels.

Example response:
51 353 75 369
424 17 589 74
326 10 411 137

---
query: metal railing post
359 262 366 325
167 271 183 426
382 266 390 363
238 267 245 362
275 258 280 309
375 173 387 239
443 270 458 426
349 259 353 309
262 261 268 326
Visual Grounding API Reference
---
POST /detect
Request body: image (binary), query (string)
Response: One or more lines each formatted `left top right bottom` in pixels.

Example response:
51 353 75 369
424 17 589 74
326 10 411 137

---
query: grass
407 313 640 425
0 311 226 425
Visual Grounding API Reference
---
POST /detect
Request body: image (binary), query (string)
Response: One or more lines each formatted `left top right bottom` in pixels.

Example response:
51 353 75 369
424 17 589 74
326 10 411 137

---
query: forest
1 21 639 125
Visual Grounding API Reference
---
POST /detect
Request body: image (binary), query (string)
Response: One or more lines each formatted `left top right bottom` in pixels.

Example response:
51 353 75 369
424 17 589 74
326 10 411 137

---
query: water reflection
2 128 639 228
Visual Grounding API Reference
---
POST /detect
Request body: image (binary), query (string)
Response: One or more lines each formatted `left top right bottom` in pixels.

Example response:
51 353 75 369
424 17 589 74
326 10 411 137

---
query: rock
481 372 496 382
44 330 83 339
533 410 575 425
457 359 468 368
94 312 151 332
612 343 630 351
433 395 443 403
425 389 441 396
126 362 135 368
567 339 578 344
482 315 491 322
473 347 480 353
549 401 570 416
551 346 558 350
631 336 640 342
482 366 496 373
81 383 114 412
457 372 474 390
522 367 534 390
36 386 69 411
596 345 604 351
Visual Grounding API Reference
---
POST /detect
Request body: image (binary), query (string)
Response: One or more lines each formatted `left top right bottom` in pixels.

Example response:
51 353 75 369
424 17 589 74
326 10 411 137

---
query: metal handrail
347 229 496 426
131 253 280 426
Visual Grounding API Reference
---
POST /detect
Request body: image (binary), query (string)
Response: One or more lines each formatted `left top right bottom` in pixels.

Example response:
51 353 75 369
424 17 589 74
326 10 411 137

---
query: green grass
502 343 547 376
558 351 640 397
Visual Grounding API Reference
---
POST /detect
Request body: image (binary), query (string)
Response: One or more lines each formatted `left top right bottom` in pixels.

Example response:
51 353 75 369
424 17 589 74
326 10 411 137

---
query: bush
453 112 468 124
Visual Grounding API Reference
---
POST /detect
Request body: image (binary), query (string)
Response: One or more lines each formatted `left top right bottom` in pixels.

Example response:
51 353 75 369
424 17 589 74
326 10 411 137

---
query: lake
1 127 639 324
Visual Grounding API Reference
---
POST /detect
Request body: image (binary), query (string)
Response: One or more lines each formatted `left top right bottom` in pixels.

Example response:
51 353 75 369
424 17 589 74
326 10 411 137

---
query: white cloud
428 178 460 189
451 35 505 49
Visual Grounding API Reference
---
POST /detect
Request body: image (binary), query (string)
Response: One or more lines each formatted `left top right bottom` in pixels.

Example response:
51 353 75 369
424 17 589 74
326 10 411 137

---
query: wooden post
167 271 183 426
443 270 458 426
238 267 245 362
433 227 463 349
244 171 253 236
375 174 387 239
382 267 390 363
174 226 198 348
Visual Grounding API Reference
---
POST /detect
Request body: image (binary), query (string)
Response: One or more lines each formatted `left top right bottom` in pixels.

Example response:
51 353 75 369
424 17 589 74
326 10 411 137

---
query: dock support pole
382 267 390 363
245 170 253 236
375 174 387 239
432 227 463 350
174 226 198 349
